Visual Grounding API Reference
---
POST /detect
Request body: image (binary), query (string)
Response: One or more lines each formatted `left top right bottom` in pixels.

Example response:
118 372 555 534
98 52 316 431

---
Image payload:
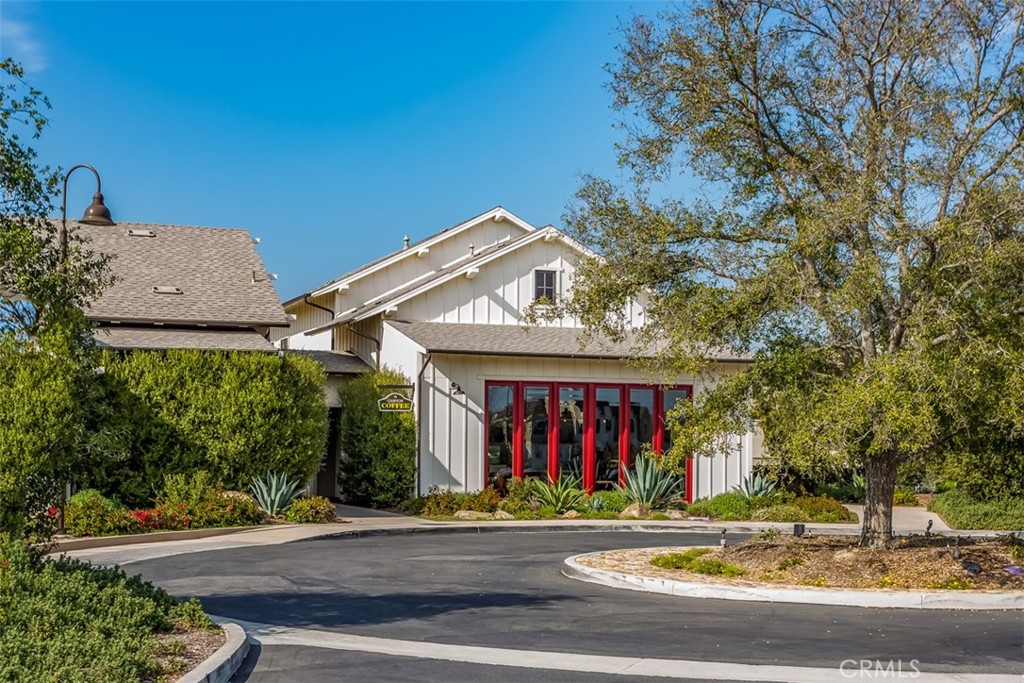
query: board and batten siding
412 352 758 496
271 298 334 349
397 240 645 327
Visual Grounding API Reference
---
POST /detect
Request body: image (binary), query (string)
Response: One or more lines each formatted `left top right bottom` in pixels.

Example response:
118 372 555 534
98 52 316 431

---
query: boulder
493 510 515 520
561 510 581 519
619 503 650 519
664 509 687 520
454 510 492 520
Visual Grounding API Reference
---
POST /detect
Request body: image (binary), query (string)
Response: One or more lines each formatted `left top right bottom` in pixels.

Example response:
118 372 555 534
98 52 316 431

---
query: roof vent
152 286 183 295
127 229 156 238
403 235 410 250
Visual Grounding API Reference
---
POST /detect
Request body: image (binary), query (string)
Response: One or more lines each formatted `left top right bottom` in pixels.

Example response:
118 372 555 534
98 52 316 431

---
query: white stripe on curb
563 552 1024 610
214 617 1022 683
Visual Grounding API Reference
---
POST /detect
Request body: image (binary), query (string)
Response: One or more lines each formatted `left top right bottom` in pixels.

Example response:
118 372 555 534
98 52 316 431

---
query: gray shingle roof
284 349 370 375
94 326 275 352
386 321 753 362
70 221 288 327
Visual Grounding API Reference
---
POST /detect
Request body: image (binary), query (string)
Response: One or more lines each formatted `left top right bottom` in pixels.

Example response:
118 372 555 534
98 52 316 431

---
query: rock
454 510 492 520
619 503 650 519
665 509 687 520
493 510 514 520
562 510 580 519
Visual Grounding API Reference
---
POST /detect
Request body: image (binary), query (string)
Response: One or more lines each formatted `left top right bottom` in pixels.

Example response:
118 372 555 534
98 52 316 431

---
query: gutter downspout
345 323 381 370
416 352 432 497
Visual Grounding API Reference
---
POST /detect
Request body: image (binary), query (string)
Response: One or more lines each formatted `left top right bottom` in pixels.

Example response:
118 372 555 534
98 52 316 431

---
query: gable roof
71 220 289 328
301 226 588 337
285 206 536 306
384 320 753 362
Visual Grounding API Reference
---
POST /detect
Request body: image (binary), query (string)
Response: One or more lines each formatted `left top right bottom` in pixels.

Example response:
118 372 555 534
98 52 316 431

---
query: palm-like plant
621 452 686 509
532 474 588 514
732 473 777 499
250 472 304 517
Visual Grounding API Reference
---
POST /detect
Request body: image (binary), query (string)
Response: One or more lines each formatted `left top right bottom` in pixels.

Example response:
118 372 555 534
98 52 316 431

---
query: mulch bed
578 536 1024 591
147 626 225 682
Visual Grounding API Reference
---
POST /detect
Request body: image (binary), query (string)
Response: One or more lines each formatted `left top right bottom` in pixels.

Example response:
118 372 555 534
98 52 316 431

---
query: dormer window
534 269 557 304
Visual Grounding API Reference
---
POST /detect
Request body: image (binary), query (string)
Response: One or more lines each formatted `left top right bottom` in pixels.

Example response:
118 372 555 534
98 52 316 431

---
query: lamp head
79 192 115 226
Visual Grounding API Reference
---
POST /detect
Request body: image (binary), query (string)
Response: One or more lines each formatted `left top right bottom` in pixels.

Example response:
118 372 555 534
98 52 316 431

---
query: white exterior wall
416 352 755 497
397 240 645 327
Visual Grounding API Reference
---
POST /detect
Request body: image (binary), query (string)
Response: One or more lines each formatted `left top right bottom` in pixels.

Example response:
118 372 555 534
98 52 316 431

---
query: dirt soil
146 626 225 682
578 536 1024 591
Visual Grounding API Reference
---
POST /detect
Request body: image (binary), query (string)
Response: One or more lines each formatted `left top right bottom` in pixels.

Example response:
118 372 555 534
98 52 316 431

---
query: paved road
123 531 1023 682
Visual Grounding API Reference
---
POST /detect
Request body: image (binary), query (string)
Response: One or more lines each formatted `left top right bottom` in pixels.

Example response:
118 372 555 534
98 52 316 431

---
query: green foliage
790 496 858 524
621 451 686 509
548 1 1024 548
284 496 337 524
249 472 304 517
651 548 745 577
940 444 1024 501
157 471 265 529
532 475 588 515
893 488 919 507
168 597 215 630
418 487 474 517
752 505 806 523
0 536 213 683
928 491 1024 531
497 477 535 515
686 492 752 521
588 489 630 513
733 473 777 499
338 368 416 508
79 350 328 507
817 474 867 504
64 489 133 537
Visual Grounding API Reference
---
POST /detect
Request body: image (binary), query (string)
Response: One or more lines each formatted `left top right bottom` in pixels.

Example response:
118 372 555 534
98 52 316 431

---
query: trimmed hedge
338 368 417 508
928 490 1024 531
79 350 328 507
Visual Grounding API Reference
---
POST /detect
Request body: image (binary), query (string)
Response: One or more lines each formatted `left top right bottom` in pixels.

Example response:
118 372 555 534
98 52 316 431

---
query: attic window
152 286 183 295
127 229 156 238
534 269 557 304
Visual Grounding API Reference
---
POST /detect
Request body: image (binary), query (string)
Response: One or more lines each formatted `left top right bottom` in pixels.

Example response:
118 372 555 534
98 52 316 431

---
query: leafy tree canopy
557 1 1024 546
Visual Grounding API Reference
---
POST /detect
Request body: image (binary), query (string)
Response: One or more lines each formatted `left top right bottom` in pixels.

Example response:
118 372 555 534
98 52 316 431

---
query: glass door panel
557 386 585 481
661 387 689 454
594 387 621 490
628 388 655 469
522 385 550 480
486 384 515 487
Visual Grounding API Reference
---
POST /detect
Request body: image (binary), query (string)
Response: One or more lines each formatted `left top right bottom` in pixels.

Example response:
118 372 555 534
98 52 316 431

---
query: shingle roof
70 221 288 327
385 321 753 362
94 326 275 352
285 349 370 375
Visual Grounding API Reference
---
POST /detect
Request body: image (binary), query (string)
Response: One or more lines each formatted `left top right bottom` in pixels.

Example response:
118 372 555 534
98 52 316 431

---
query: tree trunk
860 456 898 548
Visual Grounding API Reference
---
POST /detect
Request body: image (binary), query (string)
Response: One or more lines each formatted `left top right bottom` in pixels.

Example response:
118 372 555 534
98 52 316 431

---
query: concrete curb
52 525 265 551
563 552 1024 610
176 621 250 683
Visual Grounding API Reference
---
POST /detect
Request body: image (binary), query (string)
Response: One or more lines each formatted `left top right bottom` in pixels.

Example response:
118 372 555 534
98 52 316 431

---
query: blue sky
2 1 667 299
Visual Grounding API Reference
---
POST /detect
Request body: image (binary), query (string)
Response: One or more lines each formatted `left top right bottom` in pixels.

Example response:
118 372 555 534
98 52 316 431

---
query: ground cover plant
284 496 337 524
632 536 1024 591
928 491 1024 531
0 538 221 683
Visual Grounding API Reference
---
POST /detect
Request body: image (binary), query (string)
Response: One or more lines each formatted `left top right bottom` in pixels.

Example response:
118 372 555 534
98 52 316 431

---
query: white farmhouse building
274 207 758 501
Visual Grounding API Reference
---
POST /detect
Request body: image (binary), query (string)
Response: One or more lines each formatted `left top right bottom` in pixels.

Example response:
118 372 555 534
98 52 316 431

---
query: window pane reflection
487 385 514 486
557 386 585 481
594 387 621 489
523 386 550 479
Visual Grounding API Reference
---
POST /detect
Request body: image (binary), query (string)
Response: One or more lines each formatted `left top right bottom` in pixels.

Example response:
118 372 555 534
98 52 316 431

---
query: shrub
420 487 474 516
621 451 686 509
791 495 858 523
0 537 216 683
156 472 265 530
338 368 416 508
686 492 752 520
465 486 503 513
941 440 1024 501
893 488 919 507
284 496 337 524
249 472 304 516
928 490 1024 530
651 548 745 577
588 489 630 513
497 478 535 515
532 475 588 515
752 504 806 523
79 350 328 507
733 473 777 498
64 490 134 537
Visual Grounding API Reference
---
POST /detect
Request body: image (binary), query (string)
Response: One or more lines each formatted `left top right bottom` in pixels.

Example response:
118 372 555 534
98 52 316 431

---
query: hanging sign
378 391 413 413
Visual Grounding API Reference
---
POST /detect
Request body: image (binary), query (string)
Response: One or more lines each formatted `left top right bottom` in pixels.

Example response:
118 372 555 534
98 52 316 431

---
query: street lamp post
60 164 115 259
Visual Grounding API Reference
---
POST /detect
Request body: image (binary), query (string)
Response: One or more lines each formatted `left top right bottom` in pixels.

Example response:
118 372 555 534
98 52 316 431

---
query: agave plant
250 472 304 516
732 473 777 499
621 452 686 509
532 474 588 514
